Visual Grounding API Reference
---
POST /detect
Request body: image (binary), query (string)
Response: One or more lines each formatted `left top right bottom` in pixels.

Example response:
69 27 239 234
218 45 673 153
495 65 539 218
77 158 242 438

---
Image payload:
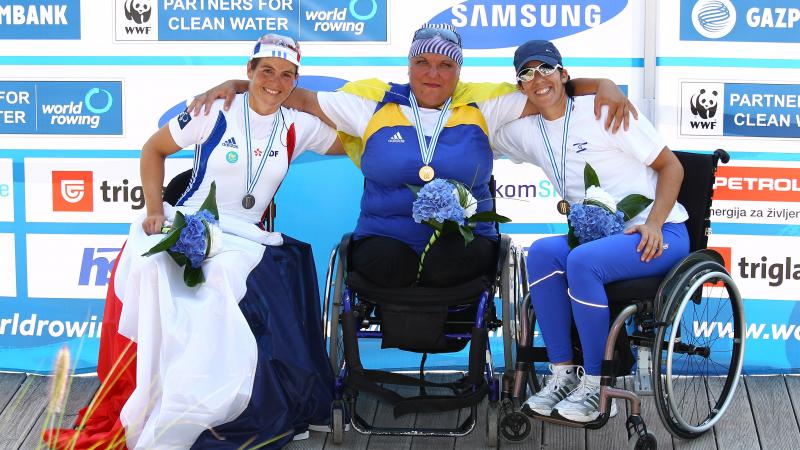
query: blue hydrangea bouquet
409 178 510 279
142 181 222 287
567 164 652 248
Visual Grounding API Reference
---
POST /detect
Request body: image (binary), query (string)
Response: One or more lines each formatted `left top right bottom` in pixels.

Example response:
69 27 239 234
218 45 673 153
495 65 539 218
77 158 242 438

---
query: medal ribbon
536 96 573 200
409 93 452 170
243 92 282 196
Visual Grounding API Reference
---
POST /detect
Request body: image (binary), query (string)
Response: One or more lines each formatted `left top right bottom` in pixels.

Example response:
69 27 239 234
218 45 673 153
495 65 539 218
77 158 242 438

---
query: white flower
207 223 224 257
452 186 478 219
585 186 617 213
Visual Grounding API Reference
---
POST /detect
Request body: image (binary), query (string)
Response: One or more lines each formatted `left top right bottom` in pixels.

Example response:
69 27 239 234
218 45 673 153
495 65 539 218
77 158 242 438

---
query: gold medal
419 165 435 182
557 199 570 215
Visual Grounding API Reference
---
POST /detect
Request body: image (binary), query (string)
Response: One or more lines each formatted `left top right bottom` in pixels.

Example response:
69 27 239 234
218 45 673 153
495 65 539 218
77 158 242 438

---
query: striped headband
408 24 463 66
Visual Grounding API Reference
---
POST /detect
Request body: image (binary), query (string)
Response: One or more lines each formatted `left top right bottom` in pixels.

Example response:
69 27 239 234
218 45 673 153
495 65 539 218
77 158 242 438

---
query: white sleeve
492 118 538 165
167 102 222 148
291 110 338 161
477 91 528 141
316 91 376 137
601 106 668 165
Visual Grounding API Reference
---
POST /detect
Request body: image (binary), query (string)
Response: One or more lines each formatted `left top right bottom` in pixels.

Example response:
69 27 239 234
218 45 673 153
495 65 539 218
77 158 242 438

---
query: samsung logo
429 1 627 49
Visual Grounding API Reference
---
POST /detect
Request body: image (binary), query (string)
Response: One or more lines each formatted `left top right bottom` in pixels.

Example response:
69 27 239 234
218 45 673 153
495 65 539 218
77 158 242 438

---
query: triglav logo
124 0 152 24
691 0 736 39
428 0 627 49
680 82 724 136
52 171 93 212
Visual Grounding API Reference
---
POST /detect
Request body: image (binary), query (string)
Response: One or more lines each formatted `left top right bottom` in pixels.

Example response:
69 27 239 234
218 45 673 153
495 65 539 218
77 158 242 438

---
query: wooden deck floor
0 372 792 450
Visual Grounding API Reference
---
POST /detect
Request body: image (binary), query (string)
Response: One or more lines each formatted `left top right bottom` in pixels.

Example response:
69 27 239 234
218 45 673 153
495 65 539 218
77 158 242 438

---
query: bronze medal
242 194 256 209
557 199 570 215
419 165 435 182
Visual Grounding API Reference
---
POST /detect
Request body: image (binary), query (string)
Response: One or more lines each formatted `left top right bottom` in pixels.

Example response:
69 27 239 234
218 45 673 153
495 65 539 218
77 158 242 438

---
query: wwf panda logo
689 89 718 119
124 0 152 24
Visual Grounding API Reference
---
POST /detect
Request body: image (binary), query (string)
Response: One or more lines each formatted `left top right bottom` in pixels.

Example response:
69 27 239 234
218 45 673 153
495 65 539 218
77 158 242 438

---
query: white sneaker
553 368 618 423
522 364 579 416
308 423 351 433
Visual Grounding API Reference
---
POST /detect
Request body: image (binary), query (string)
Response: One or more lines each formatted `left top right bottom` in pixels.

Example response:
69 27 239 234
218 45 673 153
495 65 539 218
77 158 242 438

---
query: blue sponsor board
681 0 800 43
724 83 800 138
149 0 386 41
299 0 386 41
428 0 628 49
0 0 80 39
0 81 122 135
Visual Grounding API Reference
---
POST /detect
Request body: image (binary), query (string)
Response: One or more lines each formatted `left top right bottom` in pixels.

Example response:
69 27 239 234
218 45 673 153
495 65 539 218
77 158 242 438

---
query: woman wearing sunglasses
44 34 343 450
492 40 689 423
190 24 636 290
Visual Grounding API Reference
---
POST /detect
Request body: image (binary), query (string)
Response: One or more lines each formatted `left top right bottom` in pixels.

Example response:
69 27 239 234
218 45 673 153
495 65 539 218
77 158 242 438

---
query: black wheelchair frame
498 149 746 449
321 179 528 447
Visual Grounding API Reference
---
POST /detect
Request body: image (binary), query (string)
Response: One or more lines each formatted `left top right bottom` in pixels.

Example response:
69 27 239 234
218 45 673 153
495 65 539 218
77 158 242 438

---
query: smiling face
408 53 460 109
246 57 298 115
518 60 570 120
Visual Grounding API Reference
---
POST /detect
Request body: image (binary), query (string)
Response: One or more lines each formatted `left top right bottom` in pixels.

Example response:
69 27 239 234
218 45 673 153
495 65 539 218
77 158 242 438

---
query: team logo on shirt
177 110 192 129
573 141 589 153
226 151 238 163
221 137 238 149
388 131 404 143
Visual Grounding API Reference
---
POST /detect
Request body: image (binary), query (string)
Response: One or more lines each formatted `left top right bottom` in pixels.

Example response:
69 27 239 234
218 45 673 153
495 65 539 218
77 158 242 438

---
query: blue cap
409 23 463 66
513 40 562 74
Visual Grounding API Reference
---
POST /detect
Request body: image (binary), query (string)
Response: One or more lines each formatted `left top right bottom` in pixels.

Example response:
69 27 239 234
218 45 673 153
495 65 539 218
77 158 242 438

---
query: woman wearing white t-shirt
45 34 344 450
189 24 636 289
492 40 690 423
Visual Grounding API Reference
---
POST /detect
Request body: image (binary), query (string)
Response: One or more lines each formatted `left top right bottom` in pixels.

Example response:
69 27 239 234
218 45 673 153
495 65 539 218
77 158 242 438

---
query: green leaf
441 221 461 235
468 211 511 224
584 163 600 190
584 199 615 214
183 266 205 287
405 183 422 197
567 225 579 249
617 194 653 221
167 250 189 267
458 225 475 246
424 219 443 231
141 211 187 257
199 181 219 220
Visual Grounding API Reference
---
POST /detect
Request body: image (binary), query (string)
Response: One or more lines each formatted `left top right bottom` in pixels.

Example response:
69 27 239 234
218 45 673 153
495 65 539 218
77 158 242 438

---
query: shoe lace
541 363 570 394
568 366 598 401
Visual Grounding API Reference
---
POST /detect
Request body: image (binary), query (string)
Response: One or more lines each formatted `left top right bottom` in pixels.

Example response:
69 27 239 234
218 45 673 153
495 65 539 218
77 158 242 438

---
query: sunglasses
258 34 300 54
412 27 462 46
516 63 562 83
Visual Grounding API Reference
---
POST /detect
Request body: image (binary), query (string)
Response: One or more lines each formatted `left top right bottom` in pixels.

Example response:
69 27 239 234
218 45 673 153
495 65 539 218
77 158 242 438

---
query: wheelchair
320 192 527 447
499 149 745 449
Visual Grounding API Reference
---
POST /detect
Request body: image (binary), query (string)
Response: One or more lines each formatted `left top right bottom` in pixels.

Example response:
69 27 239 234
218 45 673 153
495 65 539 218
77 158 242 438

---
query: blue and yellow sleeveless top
338 79 516 254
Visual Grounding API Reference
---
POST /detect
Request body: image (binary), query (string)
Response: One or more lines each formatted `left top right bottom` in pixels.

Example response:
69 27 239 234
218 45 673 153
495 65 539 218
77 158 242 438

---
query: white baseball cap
251 33 301 68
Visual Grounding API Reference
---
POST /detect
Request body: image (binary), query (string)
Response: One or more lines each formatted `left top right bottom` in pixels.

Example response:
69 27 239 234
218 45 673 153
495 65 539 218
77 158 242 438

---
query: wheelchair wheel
326 248 346 374
502 244 526 370
487 401 499 448
331 403 345 445
628 432 657 450
652 260 745 439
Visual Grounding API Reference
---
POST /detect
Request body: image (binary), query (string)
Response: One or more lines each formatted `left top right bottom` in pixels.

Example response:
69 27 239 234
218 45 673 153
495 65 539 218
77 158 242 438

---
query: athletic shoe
553 368 618 422
521 364 579 416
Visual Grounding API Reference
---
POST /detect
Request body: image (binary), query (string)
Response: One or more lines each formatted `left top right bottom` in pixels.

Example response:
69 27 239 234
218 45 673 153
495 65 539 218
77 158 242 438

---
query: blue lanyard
243 93 282 195
409 93 452 167
536 96 573 199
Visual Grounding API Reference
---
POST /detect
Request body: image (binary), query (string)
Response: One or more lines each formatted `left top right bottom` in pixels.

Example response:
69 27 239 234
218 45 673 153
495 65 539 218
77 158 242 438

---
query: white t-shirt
317 89 528 139
493 95 688 226
167 95 336 224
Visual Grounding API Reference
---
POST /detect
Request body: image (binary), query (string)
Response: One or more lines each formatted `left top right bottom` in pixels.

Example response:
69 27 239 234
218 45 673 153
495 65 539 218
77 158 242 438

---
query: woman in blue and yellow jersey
191 24 635 288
